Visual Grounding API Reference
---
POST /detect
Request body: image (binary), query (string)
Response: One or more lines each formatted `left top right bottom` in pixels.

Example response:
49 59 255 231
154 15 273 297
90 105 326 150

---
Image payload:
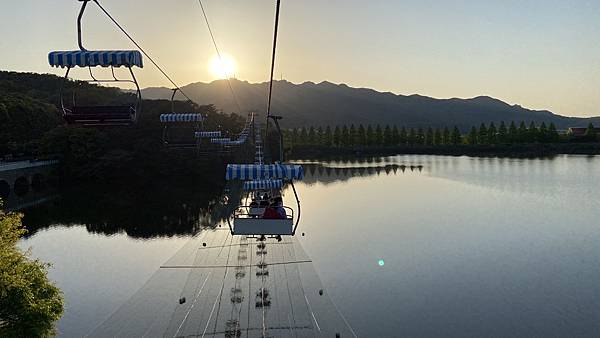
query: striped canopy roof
159 113 203 123
211 138 231 144
49 50 143 68
226 164 304 181
243 179 283 190
195 131 222 138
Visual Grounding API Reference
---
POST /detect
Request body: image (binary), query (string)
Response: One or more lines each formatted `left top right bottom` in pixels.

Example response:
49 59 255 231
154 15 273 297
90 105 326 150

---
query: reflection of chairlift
230 295 244 304
256 262 268 269
224 328 241 338
160 88 203 149
49 0 144 127
255 300 271 308
256 270 269 277
256 288 269 299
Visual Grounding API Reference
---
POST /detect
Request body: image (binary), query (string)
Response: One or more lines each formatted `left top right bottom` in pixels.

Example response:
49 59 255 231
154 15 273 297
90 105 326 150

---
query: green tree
357 124 366 146
518 121 528 143
341 125 350 147
333 125 341 147
488 122 497 144
383 125 392 145
451 126 462 145
424 127 433 145
399 127 408 145
0 205 64 337
349 124 357 147
434 128 443 145
528 121 538 142
442 127 450 145
416 128 425 145
324 126 332 146
299 127 308 145
538 122 548 143
316 126 324 145
498 121 507 144
366 125 374 146
375 125 383 145
467 126 478 145
478 123 488 144
308 126 316 146
508 121 518 143
585 122 597 141
548 122 559 143
291 128 299 147
408 128 416 145
392 125 400 145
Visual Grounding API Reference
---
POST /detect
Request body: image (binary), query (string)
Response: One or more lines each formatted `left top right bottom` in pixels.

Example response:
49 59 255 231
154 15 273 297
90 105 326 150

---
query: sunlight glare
209 54 236 79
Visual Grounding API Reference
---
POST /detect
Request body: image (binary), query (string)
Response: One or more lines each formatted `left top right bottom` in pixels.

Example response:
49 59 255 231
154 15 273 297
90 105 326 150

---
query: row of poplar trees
288 121 561 147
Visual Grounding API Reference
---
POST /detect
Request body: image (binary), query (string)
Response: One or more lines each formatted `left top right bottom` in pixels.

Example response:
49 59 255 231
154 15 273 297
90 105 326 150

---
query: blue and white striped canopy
195 131 221 138
160 113 203 123
48 50 143 68
211 138 231 144
226 164 304 181
243 179 283 190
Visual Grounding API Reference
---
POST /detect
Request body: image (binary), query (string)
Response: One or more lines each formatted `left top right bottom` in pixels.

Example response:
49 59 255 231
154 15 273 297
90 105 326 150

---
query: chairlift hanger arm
77 0 90 51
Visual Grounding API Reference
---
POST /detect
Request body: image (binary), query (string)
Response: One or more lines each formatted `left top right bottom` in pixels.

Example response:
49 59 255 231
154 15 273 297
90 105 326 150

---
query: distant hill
140 79 600 130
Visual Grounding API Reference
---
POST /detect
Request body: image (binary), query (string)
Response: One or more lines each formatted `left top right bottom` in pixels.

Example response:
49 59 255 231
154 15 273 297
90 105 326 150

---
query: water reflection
21 178 241 239
300 162 424 186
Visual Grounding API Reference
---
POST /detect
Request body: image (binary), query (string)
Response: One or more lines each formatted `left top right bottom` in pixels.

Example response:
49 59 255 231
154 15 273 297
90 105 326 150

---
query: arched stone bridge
0 159 59 211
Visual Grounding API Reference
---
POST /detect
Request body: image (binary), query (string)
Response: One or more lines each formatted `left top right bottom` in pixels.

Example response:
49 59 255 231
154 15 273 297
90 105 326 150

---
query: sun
209 53 236 79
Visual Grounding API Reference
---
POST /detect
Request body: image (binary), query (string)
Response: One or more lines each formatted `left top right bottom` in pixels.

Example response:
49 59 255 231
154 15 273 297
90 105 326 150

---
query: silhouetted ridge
139 79 600 129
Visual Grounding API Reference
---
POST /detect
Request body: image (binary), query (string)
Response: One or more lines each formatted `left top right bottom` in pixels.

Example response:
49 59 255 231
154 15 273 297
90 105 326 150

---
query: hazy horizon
2 0 600 118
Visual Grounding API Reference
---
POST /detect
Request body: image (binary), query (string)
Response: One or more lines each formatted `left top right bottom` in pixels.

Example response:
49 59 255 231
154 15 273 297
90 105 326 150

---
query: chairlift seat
232 204 293 235
66 105 135 123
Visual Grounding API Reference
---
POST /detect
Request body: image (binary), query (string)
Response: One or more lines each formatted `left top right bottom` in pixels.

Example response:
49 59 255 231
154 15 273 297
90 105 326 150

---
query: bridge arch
14 176 29 197
0 180 9 201
31 173 45 192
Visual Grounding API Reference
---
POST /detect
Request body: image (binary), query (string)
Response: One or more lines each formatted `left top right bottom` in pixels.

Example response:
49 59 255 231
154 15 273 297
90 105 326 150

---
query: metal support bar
77 0 90 51
290 180 301 235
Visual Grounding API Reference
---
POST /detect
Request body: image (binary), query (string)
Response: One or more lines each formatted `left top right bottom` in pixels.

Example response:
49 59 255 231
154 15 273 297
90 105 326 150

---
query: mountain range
139 79 600 130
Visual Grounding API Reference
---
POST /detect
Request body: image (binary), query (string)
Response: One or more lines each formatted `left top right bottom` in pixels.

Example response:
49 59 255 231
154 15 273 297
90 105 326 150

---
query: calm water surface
19 155 600 337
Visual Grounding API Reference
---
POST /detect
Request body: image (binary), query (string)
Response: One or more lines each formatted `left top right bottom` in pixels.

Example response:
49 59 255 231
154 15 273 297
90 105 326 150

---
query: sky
1 0 600 117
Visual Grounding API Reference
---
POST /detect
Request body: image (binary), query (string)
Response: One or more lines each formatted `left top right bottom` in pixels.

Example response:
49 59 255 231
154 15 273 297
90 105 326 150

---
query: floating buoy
179 297 186 304
319 289 323 296
302 232 305 236
202 243 207 247
336 333 340 338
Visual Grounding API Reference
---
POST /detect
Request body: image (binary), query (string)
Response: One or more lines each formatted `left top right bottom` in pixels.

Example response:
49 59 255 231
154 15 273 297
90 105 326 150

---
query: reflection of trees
21 172 242 239
301 163 423 185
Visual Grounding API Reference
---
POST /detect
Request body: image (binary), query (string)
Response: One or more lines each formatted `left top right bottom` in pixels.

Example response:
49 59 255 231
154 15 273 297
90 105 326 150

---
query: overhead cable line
92 0 195 104
197 0 243 114
264 0 281 161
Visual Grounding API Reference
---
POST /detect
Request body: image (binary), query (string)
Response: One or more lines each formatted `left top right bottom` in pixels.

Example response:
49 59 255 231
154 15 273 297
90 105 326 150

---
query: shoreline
288 143 600 159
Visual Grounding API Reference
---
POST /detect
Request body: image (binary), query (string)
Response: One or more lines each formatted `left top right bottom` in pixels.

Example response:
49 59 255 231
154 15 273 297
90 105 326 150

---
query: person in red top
262 203 280 219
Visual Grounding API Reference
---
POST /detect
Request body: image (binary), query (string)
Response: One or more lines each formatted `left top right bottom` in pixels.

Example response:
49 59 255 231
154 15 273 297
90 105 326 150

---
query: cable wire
197 0 243 114
92 0 195 104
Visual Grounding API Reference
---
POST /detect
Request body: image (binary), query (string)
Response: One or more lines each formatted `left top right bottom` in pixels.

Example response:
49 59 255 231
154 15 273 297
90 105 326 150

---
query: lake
19 154 600 337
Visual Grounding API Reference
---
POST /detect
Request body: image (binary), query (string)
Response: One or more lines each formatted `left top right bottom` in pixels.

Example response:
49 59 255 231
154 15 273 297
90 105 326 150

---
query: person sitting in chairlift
262 197 286 219
262 202 280 219
273 196 286 219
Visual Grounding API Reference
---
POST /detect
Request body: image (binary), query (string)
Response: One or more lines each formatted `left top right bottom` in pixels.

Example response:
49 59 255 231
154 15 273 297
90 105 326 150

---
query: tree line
285 121 588 148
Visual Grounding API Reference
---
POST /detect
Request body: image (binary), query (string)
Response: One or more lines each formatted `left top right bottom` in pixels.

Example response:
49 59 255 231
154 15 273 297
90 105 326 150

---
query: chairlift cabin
225 164 304 236
160 89 203 148
48 0 143 126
